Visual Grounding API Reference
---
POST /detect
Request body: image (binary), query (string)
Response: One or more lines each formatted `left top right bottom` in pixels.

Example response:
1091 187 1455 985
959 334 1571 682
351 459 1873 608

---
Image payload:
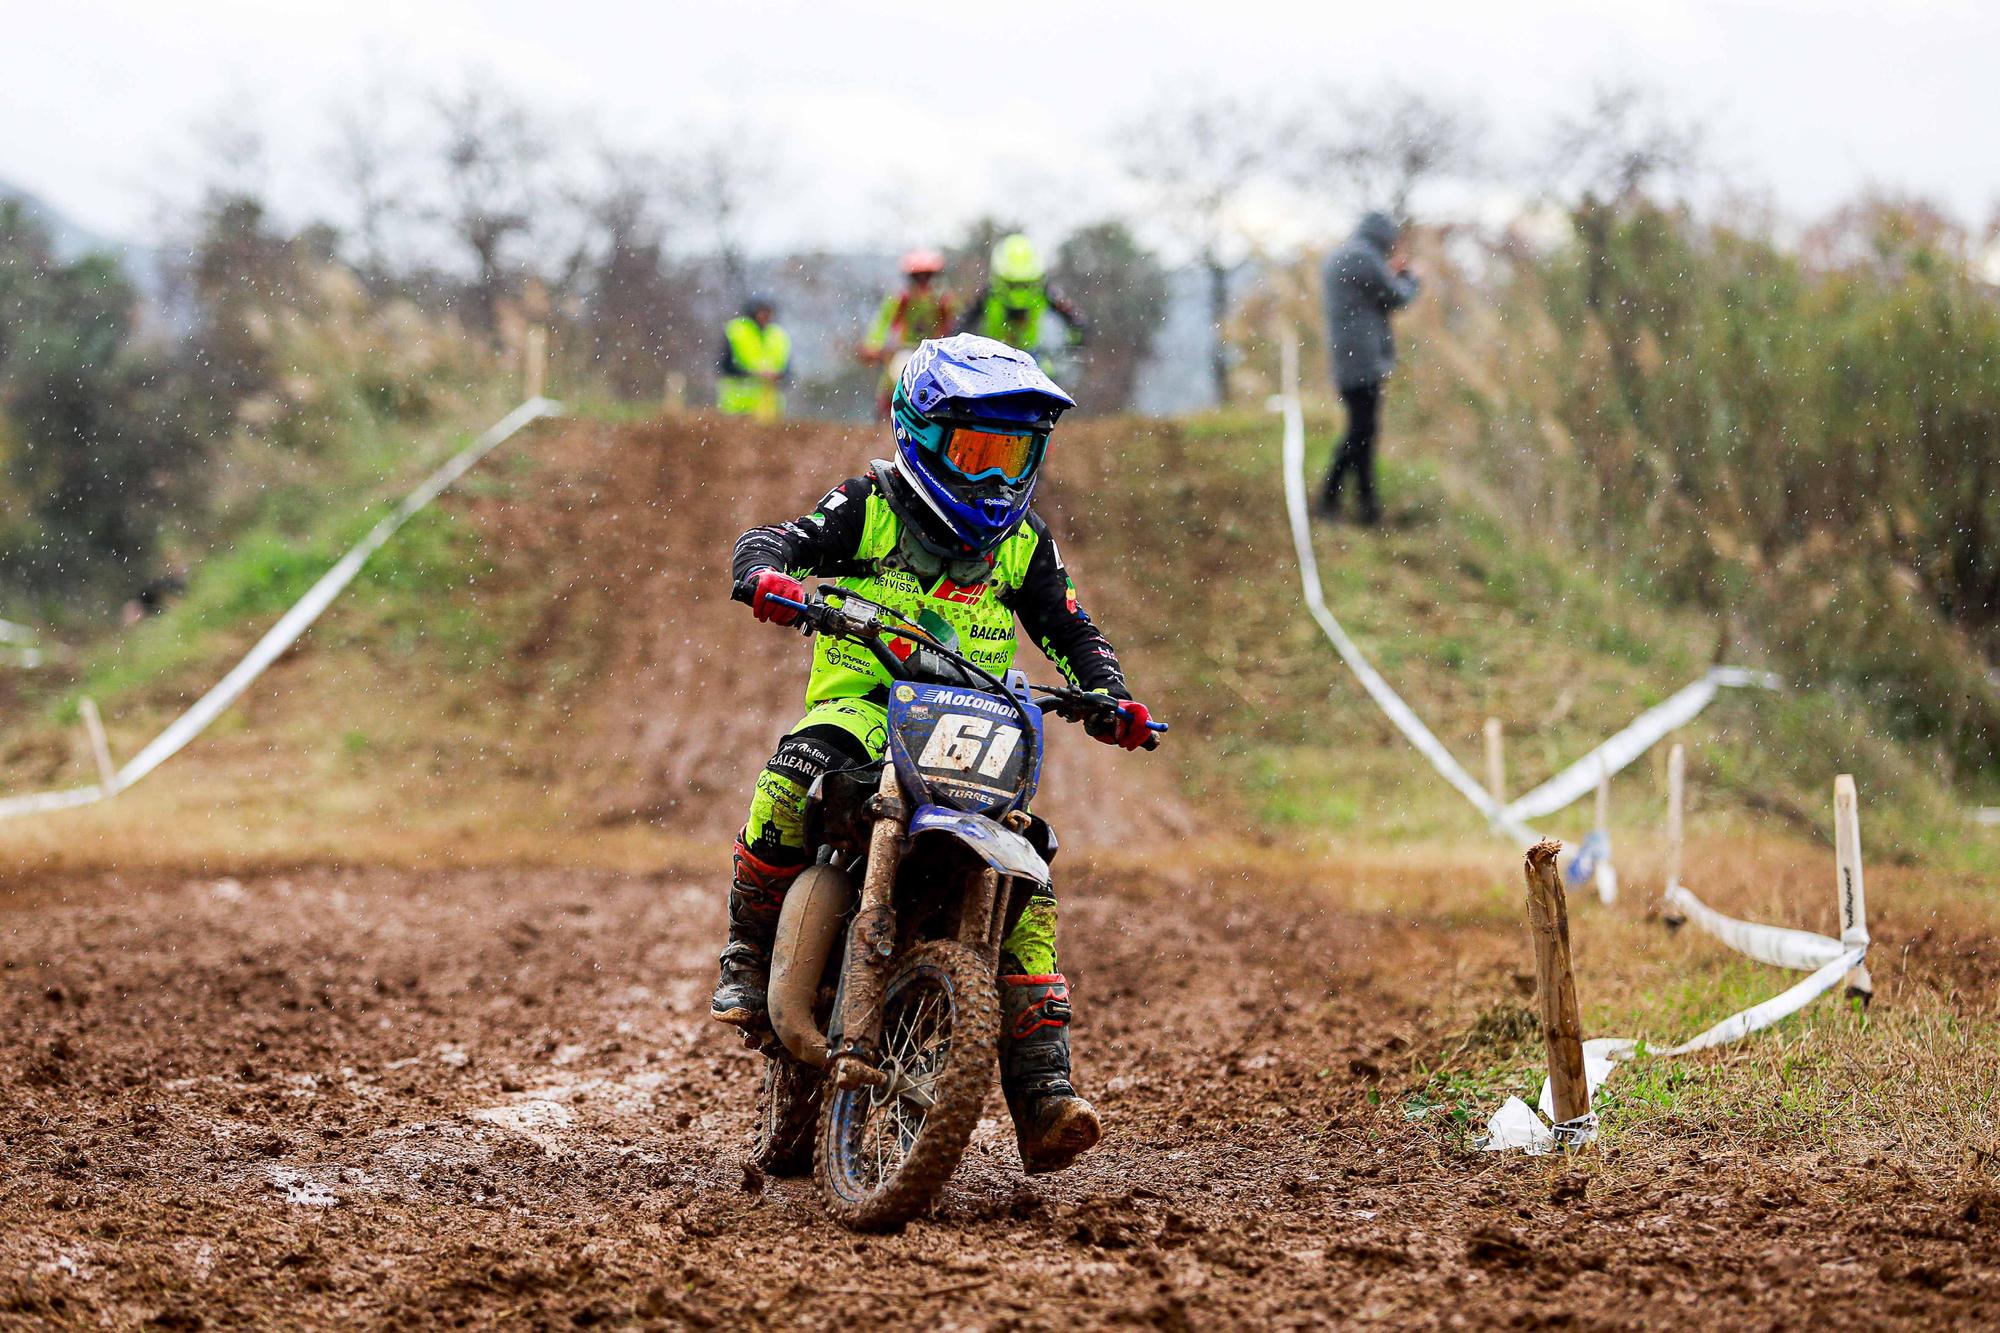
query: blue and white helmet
887 334 1075 558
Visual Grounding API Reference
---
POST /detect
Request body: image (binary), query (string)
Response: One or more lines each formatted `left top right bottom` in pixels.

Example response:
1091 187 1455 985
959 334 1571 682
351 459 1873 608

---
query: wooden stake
1665 742 1685 889
1664 740 1680 920
1834 774 1873 1002
1524 839 1590 1124
523 325 548 401
1594 755 1611 833
1484 717 1506 805
663 370 687 415
79 697 117 795
1594 755 1617 906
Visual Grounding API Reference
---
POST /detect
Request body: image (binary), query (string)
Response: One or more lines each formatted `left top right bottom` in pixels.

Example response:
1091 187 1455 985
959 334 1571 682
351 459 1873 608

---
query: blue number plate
886 682 1042 816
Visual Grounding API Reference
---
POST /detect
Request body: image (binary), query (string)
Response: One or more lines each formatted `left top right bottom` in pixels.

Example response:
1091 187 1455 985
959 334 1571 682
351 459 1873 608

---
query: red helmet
900 248 946 277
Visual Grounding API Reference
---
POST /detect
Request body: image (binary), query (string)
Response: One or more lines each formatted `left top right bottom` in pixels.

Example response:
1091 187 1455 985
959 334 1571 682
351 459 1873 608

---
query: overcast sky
4 0 1996 252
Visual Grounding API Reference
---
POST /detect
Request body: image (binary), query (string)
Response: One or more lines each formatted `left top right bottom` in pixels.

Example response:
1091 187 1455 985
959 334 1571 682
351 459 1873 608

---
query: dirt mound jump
487 416 1191 845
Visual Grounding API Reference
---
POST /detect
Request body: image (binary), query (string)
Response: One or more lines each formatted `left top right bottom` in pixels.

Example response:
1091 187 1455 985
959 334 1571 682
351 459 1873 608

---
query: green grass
64 522 344 707
59 502 501 719
1403 979 1897 1156
1238 746 1361 828
1068 409 1993 871
0 385 543 817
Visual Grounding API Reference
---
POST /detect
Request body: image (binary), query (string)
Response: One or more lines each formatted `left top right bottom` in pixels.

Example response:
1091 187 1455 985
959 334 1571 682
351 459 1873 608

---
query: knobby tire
815 939 997 1231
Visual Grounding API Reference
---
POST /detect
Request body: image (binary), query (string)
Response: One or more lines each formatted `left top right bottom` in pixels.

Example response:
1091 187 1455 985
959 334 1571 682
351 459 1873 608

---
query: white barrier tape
0 783 106 820
1661 883 1849 972
1484 1098 1601 1155
1276 341 1540 847
1276 342 1775 848
1537 1049 1617 1121
1492 774 1872 1150
1972 808 2000 827
1587 945 1868 1064
0 397 559 823
1500 667 1780 823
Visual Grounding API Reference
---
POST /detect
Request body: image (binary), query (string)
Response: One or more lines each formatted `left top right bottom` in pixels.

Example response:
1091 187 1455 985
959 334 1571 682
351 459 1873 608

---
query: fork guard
906 805 1051 890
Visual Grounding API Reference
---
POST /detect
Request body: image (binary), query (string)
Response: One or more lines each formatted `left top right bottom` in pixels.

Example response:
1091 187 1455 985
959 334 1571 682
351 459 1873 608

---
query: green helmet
991 233 1045 285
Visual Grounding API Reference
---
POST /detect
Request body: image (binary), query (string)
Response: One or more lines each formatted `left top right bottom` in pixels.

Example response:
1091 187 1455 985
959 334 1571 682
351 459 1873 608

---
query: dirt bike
730 583 1165 1231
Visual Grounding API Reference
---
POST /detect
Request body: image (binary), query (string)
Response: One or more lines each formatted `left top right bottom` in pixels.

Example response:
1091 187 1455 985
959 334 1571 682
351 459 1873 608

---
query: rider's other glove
1089 698 1153 750
740 568 805 626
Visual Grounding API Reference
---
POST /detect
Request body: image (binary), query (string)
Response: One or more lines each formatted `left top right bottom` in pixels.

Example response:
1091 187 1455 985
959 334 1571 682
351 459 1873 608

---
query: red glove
1091 699 1154 750
744 569 805 625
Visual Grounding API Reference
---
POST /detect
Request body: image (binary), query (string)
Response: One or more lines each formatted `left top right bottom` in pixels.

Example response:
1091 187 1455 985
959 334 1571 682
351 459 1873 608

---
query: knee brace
742 724 873 864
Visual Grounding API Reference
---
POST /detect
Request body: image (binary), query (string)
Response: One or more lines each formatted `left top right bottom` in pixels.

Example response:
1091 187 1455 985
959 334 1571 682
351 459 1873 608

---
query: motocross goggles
938 425 1046 484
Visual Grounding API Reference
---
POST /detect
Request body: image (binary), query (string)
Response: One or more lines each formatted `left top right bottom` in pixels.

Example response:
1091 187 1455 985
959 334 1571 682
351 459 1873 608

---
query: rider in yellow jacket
861 250 956 417
719 334 1160 1174
960 234 1085 366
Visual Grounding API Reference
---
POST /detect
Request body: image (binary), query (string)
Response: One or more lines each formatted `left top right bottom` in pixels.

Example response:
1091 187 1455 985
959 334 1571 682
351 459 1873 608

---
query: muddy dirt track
3 859 1994 1331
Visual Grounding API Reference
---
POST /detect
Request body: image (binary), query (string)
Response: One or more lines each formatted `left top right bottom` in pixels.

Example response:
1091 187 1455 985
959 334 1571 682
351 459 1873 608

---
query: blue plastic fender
906 804 1050 889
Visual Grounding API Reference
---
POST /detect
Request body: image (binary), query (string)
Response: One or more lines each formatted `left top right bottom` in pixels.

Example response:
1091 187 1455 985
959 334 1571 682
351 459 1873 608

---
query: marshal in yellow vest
719 316 792 419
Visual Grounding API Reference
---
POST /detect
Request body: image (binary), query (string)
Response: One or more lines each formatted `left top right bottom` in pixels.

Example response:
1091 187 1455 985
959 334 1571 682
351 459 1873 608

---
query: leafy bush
1390 196 2000 776
0 204 203 593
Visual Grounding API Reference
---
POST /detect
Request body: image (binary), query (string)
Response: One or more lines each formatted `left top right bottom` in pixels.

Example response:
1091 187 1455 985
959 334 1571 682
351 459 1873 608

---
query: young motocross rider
714 333 1158 1173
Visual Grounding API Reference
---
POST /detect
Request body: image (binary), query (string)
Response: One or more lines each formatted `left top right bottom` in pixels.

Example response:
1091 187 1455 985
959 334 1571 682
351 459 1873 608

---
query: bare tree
428 84 553 327
187 100 273 212
573 149 706 397
327 91 406 280
1117 91 1270 406
1055 220 1168 413
1543 83 1709 435
1288 84 1484 219
671 128 784 306
1544 82 1705 205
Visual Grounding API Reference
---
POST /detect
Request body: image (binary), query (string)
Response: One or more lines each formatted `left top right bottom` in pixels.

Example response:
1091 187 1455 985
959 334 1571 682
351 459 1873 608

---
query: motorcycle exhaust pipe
767 863 856 1068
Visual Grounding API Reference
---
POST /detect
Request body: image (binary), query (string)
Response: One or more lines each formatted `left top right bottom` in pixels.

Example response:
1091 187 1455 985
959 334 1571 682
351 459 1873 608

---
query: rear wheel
815 940 996 1231
751 1055 822 1176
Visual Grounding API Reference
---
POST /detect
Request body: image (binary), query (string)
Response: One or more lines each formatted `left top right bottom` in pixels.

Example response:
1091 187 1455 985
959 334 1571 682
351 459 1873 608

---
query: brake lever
1035 687 1169 733
1030 689 1095 723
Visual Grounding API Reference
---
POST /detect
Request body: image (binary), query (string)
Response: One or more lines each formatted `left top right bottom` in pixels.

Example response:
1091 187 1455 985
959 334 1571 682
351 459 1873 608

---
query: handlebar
764 592 811 616
1029 684 1169 737
736 585 1165 749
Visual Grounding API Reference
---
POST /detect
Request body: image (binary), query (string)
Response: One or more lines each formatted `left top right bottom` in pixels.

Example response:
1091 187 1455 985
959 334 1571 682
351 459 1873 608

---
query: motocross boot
999 972 1101 1175
709 838 805 1027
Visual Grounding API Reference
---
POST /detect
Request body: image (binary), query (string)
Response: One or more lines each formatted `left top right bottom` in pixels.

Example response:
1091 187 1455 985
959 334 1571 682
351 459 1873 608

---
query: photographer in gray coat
1319 211 1421 525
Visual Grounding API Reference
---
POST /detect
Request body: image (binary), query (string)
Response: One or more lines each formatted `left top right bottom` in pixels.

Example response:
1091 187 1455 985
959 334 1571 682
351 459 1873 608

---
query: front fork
828 764 908 1091
826 769 1027 1093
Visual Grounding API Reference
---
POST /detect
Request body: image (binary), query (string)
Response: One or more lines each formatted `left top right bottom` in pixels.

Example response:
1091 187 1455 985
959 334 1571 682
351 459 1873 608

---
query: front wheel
815 940 996 1231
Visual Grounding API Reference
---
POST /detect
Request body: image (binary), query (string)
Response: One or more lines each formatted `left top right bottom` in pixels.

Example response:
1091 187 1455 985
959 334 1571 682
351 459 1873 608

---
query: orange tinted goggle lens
944 428 1036 480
